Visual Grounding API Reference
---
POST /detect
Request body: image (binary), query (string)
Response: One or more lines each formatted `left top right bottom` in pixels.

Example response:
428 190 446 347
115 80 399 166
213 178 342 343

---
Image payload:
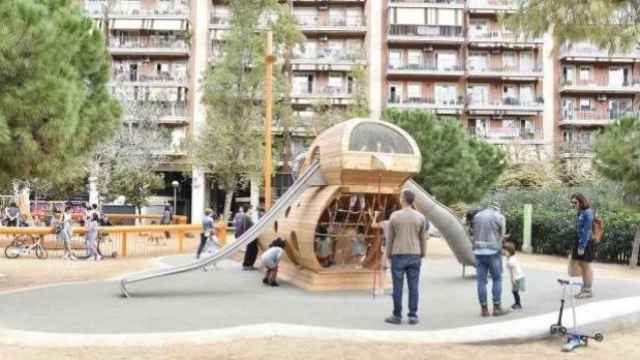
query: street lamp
171 180 179 215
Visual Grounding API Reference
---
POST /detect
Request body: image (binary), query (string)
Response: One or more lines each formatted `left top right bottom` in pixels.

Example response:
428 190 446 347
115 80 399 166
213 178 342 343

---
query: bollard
121 232 128 257
522 204 533 253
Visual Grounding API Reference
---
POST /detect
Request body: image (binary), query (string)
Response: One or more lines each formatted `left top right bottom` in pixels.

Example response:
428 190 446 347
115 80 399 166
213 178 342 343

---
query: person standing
472 202 509 317
197 208 216 259
384 190 428 325
85 213 101 261
60 205 76 261
160 205 172 241
236 207 256 270
569 193 595 299
5 202 20 227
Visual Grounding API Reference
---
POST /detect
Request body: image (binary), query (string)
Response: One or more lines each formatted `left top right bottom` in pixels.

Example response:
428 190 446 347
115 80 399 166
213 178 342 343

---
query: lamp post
171 180 179 215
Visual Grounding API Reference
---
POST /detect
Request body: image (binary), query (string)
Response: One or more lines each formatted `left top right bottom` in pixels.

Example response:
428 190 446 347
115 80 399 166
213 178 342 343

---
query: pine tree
385 109 507 205
0 0 121 185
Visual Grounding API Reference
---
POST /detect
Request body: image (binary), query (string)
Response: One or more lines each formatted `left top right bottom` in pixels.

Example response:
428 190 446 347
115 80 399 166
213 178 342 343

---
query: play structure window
314 193 399 269
348 123 414 154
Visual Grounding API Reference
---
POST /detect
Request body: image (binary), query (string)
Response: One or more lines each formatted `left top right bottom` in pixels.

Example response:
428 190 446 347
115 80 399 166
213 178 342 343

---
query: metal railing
468 64 542 73
468 97 543 108
109 6 190 16
112 71 189 84
560 79 640 89
109 37 189 50
293 86 352 96
469 31 542 42
388 97 464 106
293 48 365 62
560 44 640 58
388 63 464 71
390 0 464 4
388 24 464 39
469 126 544 140
295 15 365 27
468 0 516 8
561 110 635 121
559 142 594 154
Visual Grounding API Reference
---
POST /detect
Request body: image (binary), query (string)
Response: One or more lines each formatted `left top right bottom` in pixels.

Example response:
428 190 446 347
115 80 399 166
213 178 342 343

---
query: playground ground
1 238 639 359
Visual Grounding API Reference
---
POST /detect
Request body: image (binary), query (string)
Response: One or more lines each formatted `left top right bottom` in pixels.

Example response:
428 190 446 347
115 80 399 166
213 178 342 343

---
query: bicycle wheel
4 245 21 259
35 245 48 260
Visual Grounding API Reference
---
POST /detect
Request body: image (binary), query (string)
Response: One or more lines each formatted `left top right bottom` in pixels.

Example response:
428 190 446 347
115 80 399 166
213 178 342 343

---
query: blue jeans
475 253 503 306
390 254 422 318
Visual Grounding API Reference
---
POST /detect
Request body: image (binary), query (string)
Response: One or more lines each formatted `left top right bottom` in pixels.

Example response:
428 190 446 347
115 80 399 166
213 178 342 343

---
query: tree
193 0 303 218
88 84 172 213
385 109 507 205
0 0 121 185
506 0 640 52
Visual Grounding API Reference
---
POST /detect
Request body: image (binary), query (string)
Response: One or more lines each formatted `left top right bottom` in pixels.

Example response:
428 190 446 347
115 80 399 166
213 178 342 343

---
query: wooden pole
264 31 275 210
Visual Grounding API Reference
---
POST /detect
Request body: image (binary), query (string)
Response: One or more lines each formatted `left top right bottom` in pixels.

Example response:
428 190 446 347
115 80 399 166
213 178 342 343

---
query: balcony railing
122 101 188 120
561 110 635 122
292 86 352 97
389 24 464 39
468 64 543 74
390 0 464 4
468 97 543 108
559 142 595 155
468 0 516 9
388 63 464 72
295 15 365 28
469 31 542 43
109 5 190 17
112 71 189 84
468 127 543 140
560 44 640 58
293 49 365 62
560 80 640 90
109 37 189 50
388 97 464 106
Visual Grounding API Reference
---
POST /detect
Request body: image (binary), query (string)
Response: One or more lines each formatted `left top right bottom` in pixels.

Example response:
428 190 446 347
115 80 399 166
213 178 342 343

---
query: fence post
522 204 533 253
121 232 128 257
178 231 184 253
630 227 640 268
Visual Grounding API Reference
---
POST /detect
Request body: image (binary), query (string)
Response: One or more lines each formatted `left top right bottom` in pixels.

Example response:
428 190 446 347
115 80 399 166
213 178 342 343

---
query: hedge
483 182 640 264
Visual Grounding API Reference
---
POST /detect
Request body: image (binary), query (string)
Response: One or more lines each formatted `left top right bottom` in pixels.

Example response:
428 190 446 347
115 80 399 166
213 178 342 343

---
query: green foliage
344 64 369 119
484 181 639 263
385 109 507 205
498 161 553 188
506 0 640 53
594 116 640 201
107 163 164 211
0 0 121 184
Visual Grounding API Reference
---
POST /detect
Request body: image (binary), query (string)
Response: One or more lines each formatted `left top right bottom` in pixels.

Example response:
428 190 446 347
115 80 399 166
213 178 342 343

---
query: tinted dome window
348 123 414 154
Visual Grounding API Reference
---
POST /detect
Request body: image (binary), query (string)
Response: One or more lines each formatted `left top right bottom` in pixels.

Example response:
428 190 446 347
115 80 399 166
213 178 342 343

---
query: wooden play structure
258 118 422 291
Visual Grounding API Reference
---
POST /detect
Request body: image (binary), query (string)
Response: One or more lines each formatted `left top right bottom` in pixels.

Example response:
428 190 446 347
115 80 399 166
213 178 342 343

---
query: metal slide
403 180 475 267
120 161 326 297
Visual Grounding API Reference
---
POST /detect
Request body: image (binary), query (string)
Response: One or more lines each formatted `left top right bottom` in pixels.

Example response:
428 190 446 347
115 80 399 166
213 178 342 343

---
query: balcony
291 86 353 105
291 49 366 71
295 15 367 35
122 101 188 125
468 0 517 13
468 127 544 144
108 4 190 19
111 71 189 88
560 44 640 62
468 32 543 47
387 63 464 77
388 0 464 8
559 110 635 127
387 24 464 44
559 80 640 94
467 97 543 115
559 142 595 158
467 64 543 80
108 37 189 56
387 97 464 114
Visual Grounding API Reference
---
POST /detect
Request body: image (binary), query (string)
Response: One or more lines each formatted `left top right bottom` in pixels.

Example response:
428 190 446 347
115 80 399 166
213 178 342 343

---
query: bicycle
73 232 118 260
4 234 48 259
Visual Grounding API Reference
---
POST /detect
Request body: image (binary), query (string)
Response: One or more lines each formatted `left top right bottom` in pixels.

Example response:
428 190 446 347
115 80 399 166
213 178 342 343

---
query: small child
503 242 526 310
261 238 286 287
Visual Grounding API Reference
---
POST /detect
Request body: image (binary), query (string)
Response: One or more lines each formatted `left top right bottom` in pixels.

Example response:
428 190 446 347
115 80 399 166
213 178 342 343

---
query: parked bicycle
4 234 48 259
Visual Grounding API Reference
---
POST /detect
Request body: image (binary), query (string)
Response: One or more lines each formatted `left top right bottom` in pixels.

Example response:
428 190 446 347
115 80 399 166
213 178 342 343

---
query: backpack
592 210 604 244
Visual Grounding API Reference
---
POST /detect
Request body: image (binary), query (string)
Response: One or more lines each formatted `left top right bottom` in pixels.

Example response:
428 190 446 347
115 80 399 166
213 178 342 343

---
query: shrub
482 181 640 264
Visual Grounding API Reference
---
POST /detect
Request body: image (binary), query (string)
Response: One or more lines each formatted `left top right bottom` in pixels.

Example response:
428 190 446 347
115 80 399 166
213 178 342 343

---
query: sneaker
269 281 279 287
96 255 102 261
511 304 522 310
384 316 402 325
481 305 490 317
408 316 419 325
575 291 593 299
562 336 583 352
492 304 510 317
243 266 257 271
262 278 269 285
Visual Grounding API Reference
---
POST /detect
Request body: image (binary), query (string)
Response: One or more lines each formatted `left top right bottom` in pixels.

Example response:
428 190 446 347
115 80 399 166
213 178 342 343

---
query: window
407 83 422 100
579 97 591 112
349 123 414 154
609 98 632 117
346 8 362 26
293 73 313 94
520 85 534 104
436 52 457 70
389 50 402 68
579 66 592 81
328 73 344 91
503 85 517 103
562 98 576 119
435 83 457 105
609 66 630 86
520 52 533 71
329 8 346 26
388 83 402 103
563 65 575 84
297 41 317 59
467 84 488 105
469 20 488 38
407 50 422 65
396 8 424 25
468 52 487 71
503 51 517 70
438 9 458 26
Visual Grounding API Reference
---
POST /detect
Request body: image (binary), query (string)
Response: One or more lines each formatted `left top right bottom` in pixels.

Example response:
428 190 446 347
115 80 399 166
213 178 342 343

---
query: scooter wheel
594 333 604 342
550 325 558 335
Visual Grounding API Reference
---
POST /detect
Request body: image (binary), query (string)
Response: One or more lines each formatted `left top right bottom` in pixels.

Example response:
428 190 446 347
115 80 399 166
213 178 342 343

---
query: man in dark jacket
236 207 256 270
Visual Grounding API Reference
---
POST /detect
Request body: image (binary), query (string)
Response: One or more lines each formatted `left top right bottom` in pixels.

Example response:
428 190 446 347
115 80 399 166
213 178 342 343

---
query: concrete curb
1 295 639 347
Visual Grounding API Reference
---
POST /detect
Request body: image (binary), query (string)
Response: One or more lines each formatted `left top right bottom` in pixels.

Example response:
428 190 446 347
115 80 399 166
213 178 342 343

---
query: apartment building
80 0 639 220
556 42 640 168
385 0 547 160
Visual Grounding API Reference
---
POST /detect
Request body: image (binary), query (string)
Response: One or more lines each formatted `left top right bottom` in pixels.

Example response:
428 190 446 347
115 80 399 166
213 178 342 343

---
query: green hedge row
484 182 640 264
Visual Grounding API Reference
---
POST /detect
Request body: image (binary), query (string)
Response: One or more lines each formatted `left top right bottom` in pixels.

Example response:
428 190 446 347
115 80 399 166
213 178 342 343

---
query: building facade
80 0 638 222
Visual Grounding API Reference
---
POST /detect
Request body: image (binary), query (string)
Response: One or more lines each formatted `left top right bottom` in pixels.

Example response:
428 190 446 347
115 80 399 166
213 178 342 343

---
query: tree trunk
630 226 640 268
223 188 234 222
